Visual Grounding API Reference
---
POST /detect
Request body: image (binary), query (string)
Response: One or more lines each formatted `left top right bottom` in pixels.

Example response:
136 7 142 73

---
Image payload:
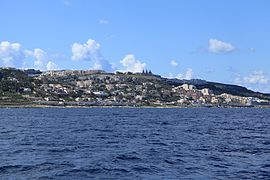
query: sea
0 108 269 179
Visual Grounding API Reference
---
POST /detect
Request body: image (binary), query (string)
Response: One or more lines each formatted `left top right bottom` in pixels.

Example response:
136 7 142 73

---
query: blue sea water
0 108 269 179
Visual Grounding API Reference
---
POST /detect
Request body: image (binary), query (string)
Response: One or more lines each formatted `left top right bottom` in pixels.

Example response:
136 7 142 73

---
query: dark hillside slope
163 78 270 100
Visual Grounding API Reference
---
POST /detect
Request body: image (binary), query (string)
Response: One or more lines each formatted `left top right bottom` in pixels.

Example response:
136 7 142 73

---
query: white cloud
170 60 178 67
120 54 146 73
71 39 100 61
185 68 193 80
208 38 235 53
25 48 58 71
71 38 112 71
176 68 193 80
233 71 270 93
99 19 109 25
168 68 193 80
243 71 268 84
0 41 24 67
46 61 59 71
234 71 268 85
0 41 58 71
93 61 102 70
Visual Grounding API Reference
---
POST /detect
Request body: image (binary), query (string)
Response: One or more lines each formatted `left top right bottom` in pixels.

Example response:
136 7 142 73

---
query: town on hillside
0 67 270 107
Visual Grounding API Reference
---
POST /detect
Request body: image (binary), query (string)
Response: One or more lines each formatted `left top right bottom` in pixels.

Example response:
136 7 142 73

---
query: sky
0 0 270 92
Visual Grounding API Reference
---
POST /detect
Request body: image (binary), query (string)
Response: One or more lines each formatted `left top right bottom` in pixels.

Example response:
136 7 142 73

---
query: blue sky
0 0 270 92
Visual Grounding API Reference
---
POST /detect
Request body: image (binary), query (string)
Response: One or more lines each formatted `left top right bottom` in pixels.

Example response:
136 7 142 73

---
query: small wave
132 165 159 173
48 147 75 153
11 149 24 154
147 142 168 146
0 130 15 134
0 165 35 173
165 158 185 165
213 164 229 168
70 128 89 133
164 159 175 164
38 176 55 180
69 167 103 174
116 154 141 161
206 156 223 162
103 167 130 173
262 141 270 145
261 164 270 168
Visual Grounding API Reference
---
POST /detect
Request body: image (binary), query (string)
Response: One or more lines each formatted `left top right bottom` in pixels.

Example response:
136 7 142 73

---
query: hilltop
0 67 270 107
164 78 270 101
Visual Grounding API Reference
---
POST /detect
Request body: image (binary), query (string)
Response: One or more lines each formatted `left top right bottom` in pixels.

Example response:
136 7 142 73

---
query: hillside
164 78 270 100
0 68 269 107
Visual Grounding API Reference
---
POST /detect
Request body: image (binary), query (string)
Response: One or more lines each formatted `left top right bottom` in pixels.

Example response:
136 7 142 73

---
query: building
181 84 195 91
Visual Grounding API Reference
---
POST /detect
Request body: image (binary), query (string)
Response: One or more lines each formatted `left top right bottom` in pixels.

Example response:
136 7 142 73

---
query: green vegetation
0 68 269 107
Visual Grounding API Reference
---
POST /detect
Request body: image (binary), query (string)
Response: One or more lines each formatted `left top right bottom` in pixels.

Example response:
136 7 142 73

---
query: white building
181 84 196 91
200 88 212 96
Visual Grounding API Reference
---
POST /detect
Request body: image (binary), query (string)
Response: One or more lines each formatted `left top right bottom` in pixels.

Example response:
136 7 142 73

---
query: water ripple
0 108 270 179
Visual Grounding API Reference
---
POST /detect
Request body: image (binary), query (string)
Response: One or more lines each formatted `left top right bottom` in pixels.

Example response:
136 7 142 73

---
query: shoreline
0 104 269 109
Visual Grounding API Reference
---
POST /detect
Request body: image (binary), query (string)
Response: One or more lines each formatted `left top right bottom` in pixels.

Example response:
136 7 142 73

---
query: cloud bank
71 38 112 71
0 41 59 71
120 54 146 73
0 41 24 67
233 70 270 93
25 48 59 71
25 48 56 70
168 68 194 80
1 39 146 73
176 68 193 80
235 71 268 85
